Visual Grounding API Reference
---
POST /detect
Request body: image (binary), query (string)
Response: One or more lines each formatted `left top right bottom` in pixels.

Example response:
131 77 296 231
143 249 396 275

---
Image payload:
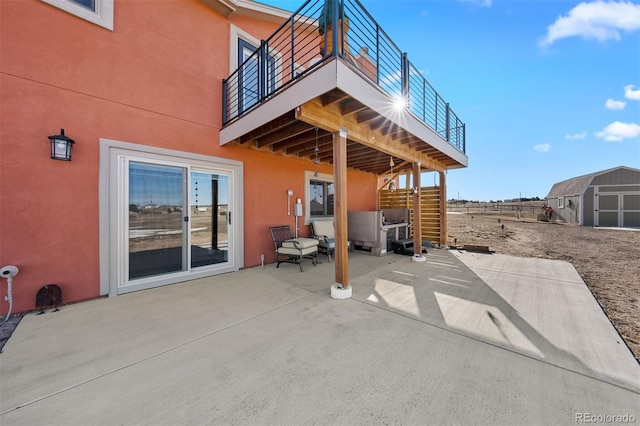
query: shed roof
546 166 640 198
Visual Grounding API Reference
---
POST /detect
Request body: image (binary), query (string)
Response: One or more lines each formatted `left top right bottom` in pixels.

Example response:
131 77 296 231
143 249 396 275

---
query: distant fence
447 201 546 217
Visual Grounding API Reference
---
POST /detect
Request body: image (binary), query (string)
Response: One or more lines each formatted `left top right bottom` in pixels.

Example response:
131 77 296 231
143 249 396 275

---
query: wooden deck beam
296 99 447 173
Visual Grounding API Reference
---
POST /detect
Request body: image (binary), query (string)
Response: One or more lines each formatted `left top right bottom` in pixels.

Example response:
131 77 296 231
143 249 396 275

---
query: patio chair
269 225 319 272
311 219 348 262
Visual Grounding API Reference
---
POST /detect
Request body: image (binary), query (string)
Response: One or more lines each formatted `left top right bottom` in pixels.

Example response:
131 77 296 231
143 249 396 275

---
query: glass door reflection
190 171 230 268
128 162 186 280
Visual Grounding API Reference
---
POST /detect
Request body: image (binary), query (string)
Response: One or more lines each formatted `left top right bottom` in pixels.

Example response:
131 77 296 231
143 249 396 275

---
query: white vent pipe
0 265 19 322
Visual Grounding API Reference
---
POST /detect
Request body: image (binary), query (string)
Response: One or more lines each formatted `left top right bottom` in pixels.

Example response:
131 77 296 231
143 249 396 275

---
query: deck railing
223 0 465 154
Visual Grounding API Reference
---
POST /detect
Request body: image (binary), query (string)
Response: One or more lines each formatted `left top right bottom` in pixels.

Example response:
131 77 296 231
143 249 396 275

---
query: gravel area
0 314 24 353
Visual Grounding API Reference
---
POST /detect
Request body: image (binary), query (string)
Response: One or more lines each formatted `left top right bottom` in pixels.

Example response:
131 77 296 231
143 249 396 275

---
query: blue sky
261 0 640 201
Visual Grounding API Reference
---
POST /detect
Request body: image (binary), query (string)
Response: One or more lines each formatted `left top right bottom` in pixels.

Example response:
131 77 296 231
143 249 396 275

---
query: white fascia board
334 61 468 168
235 0 292 23
220 61 340 145
201 0 290 22
200 0 236 17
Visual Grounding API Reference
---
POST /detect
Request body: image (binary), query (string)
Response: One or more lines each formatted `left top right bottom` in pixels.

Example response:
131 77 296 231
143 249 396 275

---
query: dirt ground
446 211 640 362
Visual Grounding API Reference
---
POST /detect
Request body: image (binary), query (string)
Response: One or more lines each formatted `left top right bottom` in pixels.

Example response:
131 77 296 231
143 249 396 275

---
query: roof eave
201 0 291 22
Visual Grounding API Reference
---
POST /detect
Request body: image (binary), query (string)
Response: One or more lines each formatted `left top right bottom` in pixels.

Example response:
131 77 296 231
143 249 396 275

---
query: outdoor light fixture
47 129 75 161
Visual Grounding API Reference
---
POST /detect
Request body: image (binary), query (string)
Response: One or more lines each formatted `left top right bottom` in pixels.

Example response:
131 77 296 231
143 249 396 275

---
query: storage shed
546 166 640 227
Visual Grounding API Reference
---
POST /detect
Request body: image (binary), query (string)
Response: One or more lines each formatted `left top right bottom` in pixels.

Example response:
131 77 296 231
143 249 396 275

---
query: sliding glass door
116 155 237 291
190 171 230 268
101 141 244 297
128 162 187 280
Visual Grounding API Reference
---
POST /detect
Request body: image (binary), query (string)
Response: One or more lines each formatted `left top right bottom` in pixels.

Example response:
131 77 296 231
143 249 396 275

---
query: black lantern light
48 129 75 161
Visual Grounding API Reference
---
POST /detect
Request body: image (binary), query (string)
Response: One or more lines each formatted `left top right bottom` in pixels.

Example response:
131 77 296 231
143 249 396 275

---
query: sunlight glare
392 95 407 112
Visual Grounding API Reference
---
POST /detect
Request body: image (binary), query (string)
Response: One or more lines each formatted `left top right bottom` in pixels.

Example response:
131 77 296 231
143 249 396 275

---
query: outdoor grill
347 209 410 255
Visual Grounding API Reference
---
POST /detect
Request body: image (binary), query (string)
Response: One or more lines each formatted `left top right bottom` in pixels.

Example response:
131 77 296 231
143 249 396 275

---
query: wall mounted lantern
48 129 75 161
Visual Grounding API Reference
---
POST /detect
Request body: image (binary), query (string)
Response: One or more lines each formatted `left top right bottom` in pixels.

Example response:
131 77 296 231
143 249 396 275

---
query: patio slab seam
0 290 318 417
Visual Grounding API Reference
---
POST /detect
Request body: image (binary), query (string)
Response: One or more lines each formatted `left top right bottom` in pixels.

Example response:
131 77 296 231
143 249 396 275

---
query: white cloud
624 84 640 100
534 143 551 153
605 98 627 110
595 121 640 141
540 1 640 47
565 131 588 140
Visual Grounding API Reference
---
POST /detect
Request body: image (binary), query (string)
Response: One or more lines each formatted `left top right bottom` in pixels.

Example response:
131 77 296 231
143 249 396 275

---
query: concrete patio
1 249 638 425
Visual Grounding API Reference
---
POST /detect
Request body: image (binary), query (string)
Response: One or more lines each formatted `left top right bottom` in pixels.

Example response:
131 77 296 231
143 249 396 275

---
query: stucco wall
0 0 376 313
237 147 375 268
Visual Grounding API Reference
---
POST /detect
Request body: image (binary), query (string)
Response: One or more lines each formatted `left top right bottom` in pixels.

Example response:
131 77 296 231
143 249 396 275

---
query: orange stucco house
0 0 467 314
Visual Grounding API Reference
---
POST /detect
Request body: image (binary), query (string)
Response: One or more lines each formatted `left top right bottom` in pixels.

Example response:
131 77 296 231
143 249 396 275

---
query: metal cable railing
223 0 466 154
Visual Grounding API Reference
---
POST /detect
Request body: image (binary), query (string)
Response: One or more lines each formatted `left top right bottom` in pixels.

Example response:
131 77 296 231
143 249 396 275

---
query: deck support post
412 162 425 261
331 127 351 298
439 170 447 247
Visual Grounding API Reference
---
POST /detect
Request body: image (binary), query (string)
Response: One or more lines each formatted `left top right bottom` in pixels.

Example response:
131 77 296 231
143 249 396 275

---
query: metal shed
546 166 640 227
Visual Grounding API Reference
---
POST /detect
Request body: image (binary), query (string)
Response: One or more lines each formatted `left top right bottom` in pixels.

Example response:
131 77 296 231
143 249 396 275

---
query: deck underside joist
227 89 460 175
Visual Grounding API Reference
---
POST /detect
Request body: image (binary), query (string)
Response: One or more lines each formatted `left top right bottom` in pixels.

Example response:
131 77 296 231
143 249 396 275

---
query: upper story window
237 39 276 114
41 0 114 31
72 0 96 11
229 25 281 116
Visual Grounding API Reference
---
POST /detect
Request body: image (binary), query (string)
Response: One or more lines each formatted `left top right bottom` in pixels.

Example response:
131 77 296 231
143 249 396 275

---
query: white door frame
99 139 244 296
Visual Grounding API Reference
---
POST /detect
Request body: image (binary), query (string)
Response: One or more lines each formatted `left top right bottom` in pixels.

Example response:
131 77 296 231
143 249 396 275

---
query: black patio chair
269 225 319 272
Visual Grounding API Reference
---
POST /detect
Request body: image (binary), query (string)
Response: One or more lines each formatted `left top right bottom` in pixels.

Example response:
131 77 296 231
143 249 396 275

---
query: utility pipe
0 265 19 322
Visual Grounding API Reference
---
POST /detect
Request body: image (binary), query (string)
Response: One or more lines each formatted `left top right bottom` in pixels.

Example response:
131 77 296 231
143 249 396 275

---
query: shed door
597 194 619 227
622 194 640 227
